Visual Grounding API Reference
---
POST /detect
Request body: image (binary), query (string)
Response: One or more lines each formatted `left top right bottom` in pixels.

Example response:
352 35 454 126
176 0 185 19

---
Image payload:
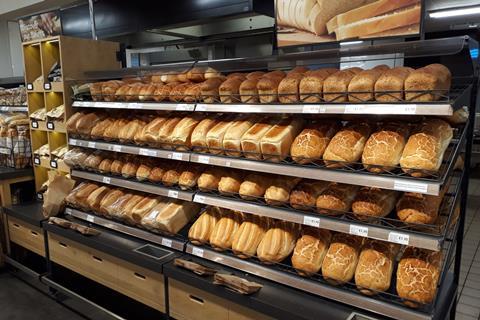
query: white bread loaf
222 117 255 156
257 221 300 264
260 118 304 162
240 119 278 160
188 207 222 245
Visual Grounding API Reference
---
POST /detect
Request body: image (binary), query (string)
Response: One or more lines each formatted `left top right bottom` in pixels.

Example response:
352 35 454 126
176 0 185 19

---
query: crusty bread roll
355 240 399 295
362 123 410 173
209 210 243 251
201 77 225 103
218 170 244 195
240 118 277 160
316 183 359 215
400 119 453 177
191 117 219 152
223 117 254 156
99 189 124 216
260 118 304 162
197 167 226 191
405 64 451 102
264 177 301 206
206 116 236 155
219 77 244 103
323 68 363 102
188 207 222 245
348 68 388 102
291 120 340 164
232 215 271 259
178 165 203 190
375 67 414 102
239 173 274 200
153 201 200 234
292 228 332 276
290 180 330 210
148 166 167 183
278 73 304 103
86 186 111 212
257 221 300 264
169 116 202 150
299 68 337 103
322 233 363 285
352 187 399 220
187 67 206 82
323 122 372 168
396 192 442 224
257 75 286 103
396 247 441 306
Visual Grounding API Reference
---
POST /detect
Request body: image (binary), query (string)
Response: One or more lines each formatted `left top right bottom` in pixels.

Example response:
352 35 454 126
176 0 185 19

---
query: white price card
161 238 173 248
225 160 231 167
344 104 364 114
303 216 320 227
1 107 8 111
34 157 40 165
139 148 156 156
393 180 428 193
102 177 111 184
168 190 179 198
47 122 54 130
171 152 183 160
402 105 417 114
87 142 96 148
192 247 204 257
112 145 122 152
70 139 77 146
31 121 38 128
195 104 207 112
127 102 142 109
65 208 72 215
86 215 95 223
388 232 410 245
302 105 326 114
198 155 210 164
194 195 206 204
176 104 190 111
349 224 369 237
50 160 57 168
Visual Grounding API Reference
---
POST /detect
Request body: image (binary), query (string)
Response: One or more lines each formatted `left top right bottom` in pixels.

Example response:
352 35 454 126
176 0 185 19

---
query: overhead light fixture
340 41 363 46
430 6 480 18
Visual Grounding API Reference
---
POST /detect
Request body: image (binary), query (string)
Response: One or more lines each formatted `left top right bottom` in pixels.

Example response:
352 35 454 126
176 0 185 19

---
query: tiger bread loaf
399 119 453 177
239 173 275 200
178 164 204 190
405 64 452 102
190 117 219 152
299 68 337 103
206 115 237 154
197 167 228 191
209 210 243 251
316 183 359 215
355 240 400 295
86 186 111 212
232 215 272 259
222 117 255 156
188 207 223 245
126 196 162 225
292 228 332 276
348 65 390 102
201 77 226 103
352 187 399 220
289 180 330 210
218 170 244 195
374 66 414 102
396 192 443 224
257 71 286 103
169 115 203 150
323 68 363 102
257 221 300 264
118 119 146 143
219 76 246 103
278 72 304 103
145 200 200 235
323 122 372 168
362 122 410 173
322 233 363 285
264 177 301 206
396 247 441 307
290 120 340 164
157 117 182 149
260 117 304 162
240 118 278 160
98 189 125 216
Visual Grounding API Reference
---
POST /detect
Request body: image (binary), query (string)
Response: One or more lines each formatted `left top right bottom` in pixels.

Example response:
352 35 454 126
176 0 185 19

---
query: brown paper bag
43 175 75 218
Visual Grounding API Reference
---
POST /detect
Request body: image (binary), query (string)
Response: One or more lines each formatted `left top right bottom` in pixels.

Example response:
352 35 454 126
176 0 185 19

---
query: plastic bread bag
141 200 169 231
105 193 133 220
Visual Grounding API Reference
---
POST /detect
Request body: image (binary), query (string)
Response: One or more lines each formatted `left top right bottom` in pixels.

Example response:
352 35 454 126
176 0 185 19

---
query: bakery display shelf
71 169 194 201
72 100 195 112
64 207 187 251
68 138 190 162
0 105 28 113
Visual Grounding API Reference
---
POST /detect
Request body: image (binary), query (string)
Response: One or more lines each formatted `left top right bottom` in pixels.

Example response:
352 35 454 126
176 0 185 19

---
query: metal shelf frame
72 101 195 112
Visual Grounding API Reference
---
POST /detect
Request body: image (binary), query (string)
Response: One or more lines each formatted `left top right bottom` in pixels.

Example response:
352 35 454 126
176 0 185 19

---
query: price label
388 232 410 245
50 160 57 168
168 190 179 198
102 176 111 184
139 148 156 156
402 105 417 114
1 107 8 111
47 122 54 130
34 157 40 165
393 180 428 193
112 145 122 152
87 142 96 148
192 247 204 257
194 195 206 204
65 208 72 215
195 104 207 112
176 104 189 111
171 152 183 160
344 105 364 114
303 216 320 227
161 238 173 247
225 160 231 167
70 139 77 146
96 102 111 108
44 83 51 90
31 121 38 128
198 155 210 164
37 193 43 200
349 225 369 237
127 102 142 109
86 215 95 223
27 83 33 90
302 105 326 114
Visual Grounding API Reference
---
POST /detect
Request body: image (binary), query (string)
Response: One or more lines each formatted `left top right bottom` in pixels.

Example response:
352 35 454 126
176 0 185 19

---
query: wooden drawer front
229 303 274 320
82 249 119 289
8 217 45 256
48 233 92 276
169 279 229 320
115 258 165 312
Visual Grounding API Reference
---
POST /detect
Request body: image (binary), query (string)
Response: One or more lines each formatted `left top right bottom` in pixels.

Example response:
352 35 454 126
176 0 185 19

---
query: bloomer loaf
292 228 332 276
256 221 300 264
209 210 243 251
188 207 223 245
232 215 271 259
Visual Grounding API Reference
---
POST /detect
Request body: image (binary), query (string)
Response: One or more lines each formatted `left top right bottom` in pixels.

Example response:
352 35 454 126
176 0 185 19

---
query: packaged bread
260 118 304 162
405 64 451 102
219 77 244 103
396 192 443 224
362 123 410 173
257 74 286 103
222 117 254 156
76 113 105 138
101 80 123 101
291 120 340 164
155 200 200 234
264 177 301 206
121 161 139 178
232 215 271 259
352 187 399 220
169 115 202 150
201 77 226 103
218 170 244 194
197 167 226 191
323 122 372 168
290 180 330 210
84 151 104 171
375 67 414 102
292 228 332 276
110 158 125 175
74 183 100 210
66 112 85 135
188 207 222 245
113 194 144 221
140 200 169 231
162 165 183 186
90 82 103 101
178 165 204 190
355 240 399 295
65 182 90 207
105 193 133 219
299 69 337 103
400 119 453 177
209 211 243 251
118 119 146 143
348 68 388 102
148 166 167 183
98 189 124 216
191 117 219 152
278 73 304 103
257 221 300 264
127 196 161 225
316 183 359 215
157 117 182 149
103 118 129 141
206 116 236 154
90 118 115 140
323 68 363 102
187 67 206 82
136 163 153 181
322 233 363 285
141 116 168 145
240 118 278 160
396 247 441 306
239 173 275 200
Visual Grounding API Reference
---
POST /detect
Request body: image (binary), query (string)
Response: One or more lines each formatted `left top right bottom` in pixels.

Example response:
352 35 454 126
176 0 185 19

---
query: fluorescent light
430 6 480 18
340 41 364 46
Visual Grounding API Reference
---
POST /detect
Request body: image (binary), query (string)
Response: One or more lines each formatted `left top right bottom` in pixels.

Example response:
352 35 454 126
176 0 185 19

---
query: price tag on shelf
198 155 210 164
349 225 369 237
70 139 77 146
302 105 326 114
110 102 123 108
1 107 8 111
47 122 54 130
171 152 183 160
139 148 156 157
303 216 320 228
102 177 111 184
96 102 111 108
402 105 417 114
87 142 96 148
50 160 57 168
388 232 410 245
86 215 95 223
194 195 206 204
344 105 365 114
393 180 428 193
225 160 231 167
27 83 33 90
168 190 179 199
34 157 40 165
161 238 173 248
195 104 207 112
65 208 72 215
31 121 38 128
176 104 190 111
127 102 142 109
112 145 122 152
192 247 204 258
37 193 43 200
44 83 51 90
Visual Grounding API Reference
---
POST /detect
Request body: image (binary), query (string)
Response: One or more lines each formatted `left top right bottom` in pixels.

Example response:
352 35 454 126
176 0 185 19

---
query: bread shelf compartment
72 101 195 112
64 207 187 251
71 169 194 201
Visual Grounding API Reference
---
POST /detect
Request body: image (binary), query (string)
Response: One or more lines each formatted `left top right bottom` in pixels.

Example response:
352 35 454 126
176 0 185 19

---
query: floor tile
454 312 477 320
462 287 480 299
455 304 480 318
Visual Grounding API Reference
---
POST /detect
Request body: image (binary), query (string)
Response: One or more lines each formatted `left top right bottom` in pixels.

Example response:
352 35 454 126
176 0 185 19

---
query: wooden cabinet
8 217 45 256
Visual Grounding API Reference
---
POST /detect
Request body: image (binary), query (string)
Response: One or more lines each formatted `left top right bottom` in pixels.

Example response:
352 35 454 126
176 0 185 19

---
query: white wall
8 21 23 77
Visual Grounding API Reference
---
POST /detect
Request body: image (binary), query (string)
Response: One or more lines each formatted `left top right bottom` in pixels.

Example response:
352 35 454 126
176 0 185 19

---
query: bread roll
157 117 182 149
396 192 442 224
348 68 388 102
355 240 399 295
257 221 300 264
201 77 225 103
400 119 453 177
292 228 332 276
323 68 363 102
191 117 219 152
219 77 244 103
90 118 115 139
240 118 277 160
239 173 274 200
291 121 340 164
299 68 337 102
323 122 372 168
362 123 409 173
188 207 222 245
162 165 182 186
352 187 399 220
122 161 139 178
260 118 304 162
396 247 441 306
127 197 161 225
169 116 202 150
290 180 330 210
136 163 153 181
85 186 110 212
178 165 204 190
278 73 304 103
232 215 271 259
257 75 286 103
197 167 226 191
218 170 244 194
209 211 243 251
206 116 236 154
98 158 113 174
223 117 254 156
322 233 363 285
99 189 124 216
405 64 451 102
264 177 301 206
187 67 206 82
316 183 359 215
375 67 414 102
